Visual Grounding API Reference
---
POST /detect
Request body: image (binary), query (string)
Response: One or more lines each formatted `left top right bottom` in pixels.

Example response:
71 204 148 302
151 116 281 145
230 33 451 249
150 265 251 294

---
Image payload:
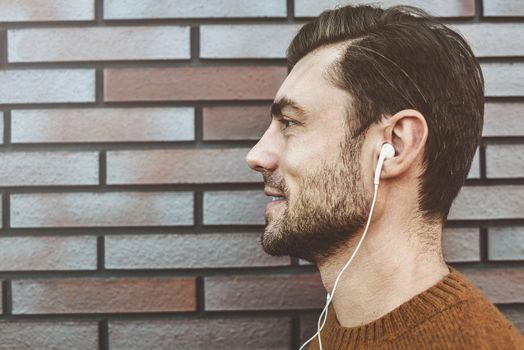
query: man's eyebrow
270 97 308 120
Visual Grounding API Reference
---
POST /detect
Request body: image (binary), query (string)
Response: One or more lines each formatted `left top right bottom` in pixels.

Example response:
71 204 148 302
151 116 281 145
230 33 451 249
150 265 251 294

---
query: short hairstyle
287 5 484 223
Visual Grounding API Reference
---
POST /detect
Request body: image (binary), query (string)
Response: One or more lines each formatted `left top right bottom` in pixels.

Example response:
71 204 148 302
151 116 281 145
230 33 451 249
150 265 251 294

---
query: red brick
0 236 97 271
107 148 258 184
104 67 287 102
203 105 270 140
460 267 524 304
105 233 290 269
0 0 94 22
483 103 524 137
205 274 324 310
0 321 98 349
12 277 196 314
109 318 291 349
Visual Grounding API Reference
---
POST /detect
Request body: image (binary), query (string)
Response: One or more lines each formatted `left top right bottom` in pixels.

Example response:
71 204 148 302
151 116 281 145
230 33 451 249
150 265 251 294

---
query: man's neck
316 219 450 328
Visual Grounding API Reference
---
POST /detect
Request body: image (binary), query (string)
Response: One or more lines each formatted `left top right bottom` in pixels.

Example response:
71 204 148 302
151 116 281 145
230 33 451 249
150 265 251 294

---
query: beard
260 130 372 266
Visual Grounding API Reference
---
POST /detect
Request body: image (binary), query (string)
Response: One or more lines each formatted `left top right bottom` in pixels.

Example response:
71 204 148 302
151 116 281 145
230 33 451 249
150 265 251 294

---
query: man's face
245 45 373 265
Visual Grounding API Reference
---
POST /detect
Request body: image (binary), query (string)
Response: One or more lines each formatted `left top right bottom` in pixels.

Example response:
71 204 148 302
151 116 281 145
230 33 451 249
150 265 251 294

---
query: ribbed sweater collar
315 265 473 348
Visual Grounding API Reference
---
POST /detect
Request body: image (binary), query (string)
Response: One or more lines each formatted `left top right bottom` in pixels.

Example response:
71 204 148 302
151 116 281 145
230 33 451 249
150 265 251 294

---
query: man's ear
380 109 428 180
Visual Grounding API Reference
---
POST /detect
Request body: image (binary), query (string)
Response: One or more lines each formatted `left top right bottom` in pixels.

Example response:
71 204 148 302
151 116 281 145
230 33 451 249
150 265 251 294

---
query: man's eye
280 117 298 129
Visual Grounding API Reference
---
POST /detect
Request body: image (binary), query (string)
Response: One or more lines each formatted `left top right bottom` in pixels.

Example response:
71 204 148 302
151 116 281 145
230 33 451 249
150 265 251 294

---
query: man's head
245 5 484 265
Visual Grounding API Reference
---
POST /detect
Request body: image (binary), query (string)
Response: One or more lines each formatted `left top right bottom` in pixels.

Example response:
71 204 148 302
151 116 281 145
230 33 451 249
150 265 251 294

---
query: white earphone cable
299 183 380 350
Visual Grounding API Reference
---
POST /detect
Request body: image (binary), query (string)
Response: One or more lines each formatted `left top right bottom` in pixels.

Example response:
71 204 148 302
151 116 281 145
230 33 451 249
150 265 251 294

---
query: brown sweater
307 265 524 349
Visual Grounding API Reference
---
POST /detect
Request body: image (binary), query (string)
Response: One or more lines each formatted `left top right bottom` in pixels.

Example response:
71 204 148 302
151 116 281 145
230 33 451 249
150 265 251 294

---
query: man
245 4 524 350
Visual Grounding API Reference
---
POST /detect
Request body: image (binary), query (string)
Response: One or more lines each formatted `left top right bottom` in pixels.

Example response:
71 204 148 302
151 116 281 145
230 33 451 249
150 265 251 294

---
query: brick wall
0 0 522 348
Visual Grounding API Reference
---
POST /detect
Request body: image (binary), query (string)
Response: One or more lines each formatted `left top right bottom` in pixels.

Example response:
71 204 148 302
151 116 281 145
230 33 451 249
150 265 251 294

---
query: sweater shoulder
410 291 524 350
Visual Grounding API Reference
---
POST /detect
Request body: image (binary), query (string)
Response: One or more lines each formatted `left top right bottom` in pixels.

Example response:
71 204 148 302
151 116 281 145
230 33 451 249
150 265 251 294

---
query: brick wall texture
0 0 522 349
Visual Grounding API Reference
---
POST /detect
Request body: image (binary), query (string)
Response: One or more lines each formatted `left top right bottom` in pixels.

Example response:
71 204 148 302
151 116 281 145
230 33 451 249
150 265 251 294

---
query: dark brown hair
287 5 484 224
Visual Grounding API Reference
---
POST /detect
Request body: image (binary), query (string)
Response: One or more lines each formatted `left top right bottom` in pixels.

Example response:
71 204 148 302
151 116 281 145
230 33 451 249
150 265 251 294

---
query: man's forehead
303 42 347 65
284 49 338 88
272 44 350 119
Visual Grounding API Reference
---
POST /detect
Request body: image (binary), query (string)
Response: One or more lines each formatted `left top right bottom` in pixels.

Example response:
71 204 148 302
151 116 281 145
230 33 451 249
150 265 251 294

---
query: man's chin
259 212 366 266
259 222 289 257
260 220 309 260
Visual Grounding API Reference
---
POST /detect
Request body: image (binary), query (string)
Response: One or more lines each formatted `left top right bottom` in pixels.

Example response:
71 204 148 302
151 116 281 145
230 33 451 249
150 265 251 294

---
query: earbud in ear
374 143 395 185
381 143 395 160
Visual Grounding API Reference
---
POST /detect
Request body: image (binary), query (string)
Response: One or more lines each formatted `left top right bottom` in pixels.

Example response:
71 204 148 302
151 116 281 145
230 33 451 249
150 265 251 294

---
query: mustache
262 172 288 193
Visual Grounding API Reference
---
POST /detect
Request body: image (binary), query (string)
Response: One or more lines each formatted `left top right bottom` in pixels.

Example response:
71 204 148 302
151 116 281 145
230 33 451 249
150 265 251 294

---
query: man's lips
264 187 287 214
265 197 287 214
264 188 286 197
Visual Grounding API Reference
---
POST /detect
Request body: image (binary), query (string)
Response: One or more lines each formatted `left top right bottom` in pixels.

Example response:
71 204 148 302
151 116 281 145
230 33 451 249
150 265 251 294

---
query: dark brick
109 317 292 349
205 274 324 310
104 67 286 101
12 277 197 314
0 321 98 349
105 233 290 269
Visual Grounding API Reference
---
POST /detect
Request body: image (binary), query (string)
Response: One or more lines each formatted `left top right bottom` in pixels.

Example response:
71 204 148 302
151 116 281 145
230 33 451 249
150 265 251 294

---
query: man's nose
245 131 278 173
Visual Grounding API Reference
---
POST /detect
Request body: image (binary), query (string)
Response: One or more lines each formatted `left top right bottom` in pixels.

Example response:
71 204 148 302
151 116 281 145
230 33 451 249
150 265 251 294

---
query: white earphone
299 143 395 350
375 143 395 184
